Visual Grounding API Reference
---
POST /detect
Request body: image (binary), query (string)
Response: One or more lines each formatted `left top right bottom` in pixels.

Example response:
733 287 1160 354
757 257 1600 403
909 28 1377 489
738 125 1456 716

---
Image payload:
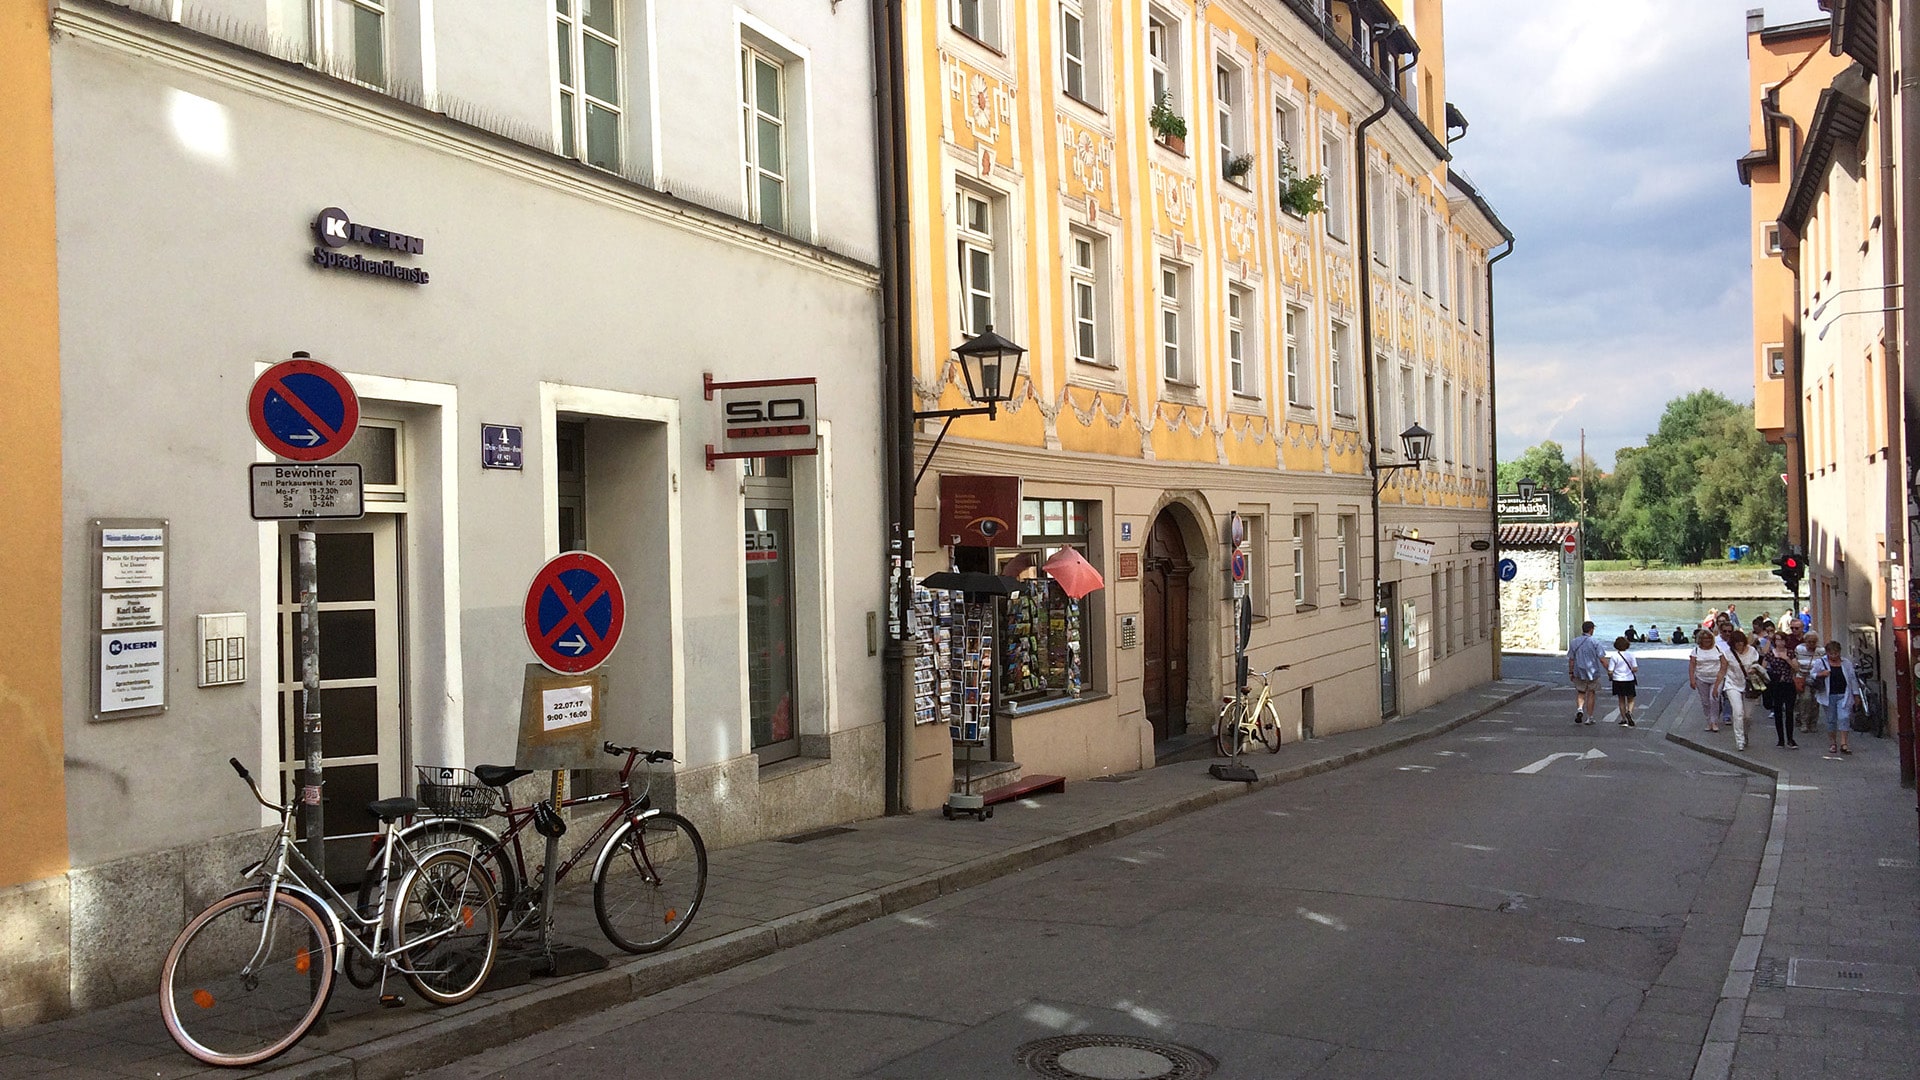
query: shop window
744 457 798 763
999 499 1097 704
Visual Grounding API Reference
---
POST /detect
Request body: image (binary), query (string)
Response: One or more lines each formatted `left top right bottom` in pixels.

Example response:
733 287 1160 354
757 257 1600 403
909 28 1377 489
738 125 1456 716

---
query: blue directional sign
523 552 626 674
249 358 360 461
1497 558 1518 582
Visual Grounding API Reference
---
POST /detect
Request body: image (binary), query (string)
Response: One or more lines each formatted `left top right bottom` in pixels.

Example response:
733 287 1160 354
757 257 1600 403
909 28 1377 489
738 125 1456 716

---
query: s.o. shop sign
704 374 818 469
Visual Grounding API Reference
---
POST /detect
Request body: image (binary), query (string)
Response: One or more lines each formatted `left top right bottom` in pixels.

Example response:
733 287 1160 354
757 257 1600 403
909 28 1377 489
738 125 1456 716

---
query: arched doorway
1142 510 1193 743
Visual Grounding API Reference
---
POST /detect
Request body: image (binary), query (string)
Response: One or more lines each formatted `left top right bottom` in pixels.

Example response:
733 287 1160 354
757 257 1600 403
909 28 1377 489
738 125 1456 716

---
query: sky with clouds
1443 0 1826 469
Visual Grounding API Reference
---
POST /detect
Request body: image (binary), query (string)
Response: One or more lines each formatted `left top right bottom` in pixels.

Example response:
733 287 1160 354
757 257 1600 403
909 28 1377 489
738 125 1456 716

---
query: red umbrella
1041 547 1105 599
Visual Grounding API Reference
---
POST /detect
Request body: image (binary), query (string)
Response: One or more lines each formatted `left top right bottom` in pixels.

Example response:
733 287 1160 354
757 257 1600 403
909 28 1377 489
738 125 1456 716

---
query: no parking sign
523 552 626 674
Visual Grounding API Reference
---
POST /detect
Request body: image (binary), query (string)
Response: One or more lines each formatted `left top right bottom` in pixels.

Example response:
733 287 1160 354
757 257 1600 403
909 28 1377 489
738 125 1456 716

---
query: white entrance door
277 515 403 880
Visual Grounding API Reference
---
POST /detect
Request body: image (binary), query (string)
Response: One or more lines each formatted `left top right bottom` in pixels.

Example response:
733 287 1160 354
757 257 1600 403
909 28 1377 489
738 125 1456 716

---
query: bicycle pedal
379 994 407 1009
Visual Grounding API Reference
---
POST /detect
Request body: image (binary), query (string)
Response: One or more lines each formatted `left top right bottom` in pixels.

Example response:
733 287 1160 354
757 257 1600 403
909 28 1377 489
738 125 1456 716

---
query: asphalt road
420 673 1768 1080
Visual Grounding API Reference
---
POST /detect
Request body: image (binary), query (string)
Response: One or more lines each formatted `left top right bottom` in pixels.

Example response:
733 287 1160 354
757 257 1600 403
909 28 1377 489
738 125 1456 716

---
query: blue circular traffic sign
524 552 627 674
249 357 359 461
1497 558 1518 582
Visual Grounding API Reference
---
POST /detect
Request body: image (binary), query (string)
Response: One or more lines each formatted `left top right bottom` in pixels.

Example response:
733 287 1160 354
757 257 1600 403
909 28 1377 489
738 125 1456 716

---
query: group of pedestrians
1568 613 1867 754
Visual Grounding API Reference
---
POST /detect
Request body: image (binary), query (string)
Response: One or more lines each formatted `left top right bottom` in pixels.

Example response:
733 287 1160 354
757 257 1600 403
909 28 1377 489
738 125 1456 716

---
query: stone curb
257 681 1542 1079
1663 729 1785 1080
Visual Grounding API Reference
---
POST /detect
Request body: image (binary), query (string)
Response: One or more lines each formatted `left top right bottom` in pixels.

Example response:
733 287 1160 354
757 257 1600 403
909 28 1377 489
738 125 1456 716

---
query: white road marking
1557 936 1586 944
1780 784 1822 791
1453 843 1497 852
1515 748 1608 775
1397 765 1436 772
1296 907 1349 931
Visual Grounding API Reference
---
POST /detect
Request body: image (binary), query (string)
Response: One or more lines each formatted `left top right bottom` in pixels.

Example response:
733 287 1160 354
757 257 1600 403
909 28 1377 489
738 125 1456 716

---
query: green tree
1497 441 1578 521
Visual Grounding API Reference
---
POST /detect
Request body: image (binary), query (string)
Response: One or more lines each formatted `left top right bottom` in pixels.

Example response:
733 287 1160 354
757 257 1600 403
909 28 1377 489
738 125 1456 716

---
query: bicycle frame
482 750 664 916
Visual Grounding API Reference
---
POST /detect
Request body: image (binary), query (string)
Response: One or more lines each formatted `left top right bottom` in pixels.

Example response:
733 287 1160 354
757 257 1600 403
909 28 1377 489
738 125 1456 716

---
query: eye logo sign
310 207 431 285
967 517 1009 541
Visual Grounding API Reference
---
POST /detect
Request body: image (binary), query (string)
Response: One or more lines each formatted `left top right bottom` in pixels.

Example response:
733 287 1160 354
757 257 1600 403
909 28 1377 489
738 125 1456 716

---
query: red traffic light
1782 557 1799 569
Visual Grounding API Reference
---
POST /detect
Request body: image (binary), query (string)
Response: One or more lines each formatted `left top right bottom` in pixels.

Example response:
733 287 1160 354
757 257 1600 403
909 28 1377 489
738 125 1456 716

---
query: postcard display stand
916 586 995 820
1003 585 1082 698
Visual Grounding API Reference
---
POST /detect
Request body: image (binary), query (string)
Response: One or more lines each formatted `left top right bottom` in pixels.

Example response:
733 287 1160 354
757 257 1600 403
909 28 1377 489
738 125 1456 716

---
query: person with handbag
1811 640 1864 755
1793 635 1823 733
1688 628 1726 732
1762 638 1800 749
1714 629 1764 751
1604 636 1640 725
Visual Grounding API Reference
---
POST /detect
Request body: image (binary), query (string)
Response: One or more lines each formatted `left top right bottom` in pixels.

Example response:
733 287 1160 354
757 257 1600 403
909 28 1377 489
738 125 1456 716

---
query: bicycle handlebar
229 756 285 813
603 741 675 764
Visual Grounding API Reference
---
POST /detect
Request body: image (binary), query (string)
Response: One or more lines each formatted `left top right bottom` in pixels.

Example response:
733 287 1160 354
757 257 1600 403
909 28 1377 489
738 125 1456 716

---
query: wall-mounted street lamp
913 326 1027 487
1516 475 1538 502
1373 422 1434 495
1808 281 1901 322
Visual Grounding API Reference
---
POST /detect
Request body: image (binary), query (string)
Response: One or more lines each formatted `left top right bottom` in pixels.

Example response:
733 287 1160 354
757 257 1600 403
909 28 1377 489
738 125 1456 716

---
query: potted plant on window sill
1277 158 1327 218
1224 153 1255 187
1149 93 1187 155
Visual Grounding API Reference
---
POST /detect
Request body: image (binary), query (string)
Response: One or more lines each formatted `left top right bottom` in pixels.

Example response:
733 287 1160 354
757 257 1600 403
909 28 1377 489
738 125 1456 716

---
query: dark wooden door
1142 513 1191 742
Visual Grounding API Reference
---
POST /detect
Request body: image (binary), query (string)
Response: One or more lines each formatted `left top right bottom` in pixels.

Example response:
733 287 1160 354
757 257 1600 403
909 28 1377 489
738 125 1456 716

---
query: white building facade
40 0 885 1014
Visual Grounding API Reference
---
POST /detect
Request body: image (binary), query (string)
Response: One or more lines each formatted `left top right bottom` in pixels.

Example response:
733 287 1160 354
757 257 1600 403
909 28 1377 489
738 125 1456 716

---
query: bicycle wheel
593 812 707 954
391 849 499 1005
159 889 334 1068
1215 699 1247 757
1251 699 1282 749
361 819 517 917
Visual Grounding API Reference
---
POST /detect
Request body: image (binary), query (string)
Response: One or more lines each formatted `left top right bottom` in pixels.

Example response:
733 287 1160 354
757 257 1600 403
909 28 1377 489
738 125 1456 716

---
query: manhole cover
1788 959 1920 995
1015 1035 1216 1079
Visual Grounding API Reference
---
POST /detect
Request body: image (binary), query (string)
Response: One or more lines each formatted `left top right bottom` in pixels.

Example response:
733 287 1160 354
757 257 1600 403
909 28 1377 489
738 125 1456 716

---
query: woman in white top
1604 635 1640 726
1688 628 1725 732
1714 629 1764 751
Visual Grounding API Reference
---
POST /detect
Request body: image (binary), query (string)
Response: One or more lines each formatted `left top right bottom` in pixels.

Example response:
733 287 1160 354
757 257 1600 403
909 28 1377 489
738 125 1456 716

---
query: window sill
1332 412 1360 431
1000 691 1109 718
1152 133 1190 159
1285 404 1316 424
757 754 830 782
947 25 1006 59
1161 381 1203 406
1061 91 1107 119
1340 597 1363 607
1295 602 1318 612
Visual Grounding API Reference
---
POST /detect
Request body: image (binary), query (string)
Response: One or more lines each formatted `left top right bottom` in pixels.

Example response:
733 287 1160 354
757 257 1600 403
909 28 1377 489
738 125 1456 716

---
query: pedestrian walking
1762 638 1800 749
1689 628 1726 732
1605 637 1639 725
1811 640 1864 755
1567 621 1606 725
1793 635 1822 733
1715 629 1764 751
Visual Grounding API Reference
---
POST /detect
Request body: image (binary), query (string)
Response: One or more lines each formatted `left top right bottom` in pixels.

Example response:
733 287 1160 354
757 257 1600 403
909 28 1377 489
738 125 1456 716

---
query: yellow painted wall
1743 23 1846 438
0 0 69 889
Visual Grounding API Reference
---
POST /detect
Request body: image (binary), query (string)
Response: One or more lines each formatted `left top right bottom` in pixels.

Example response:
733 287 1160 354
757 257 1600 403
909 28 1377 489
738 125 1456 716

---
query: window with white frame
1374 353 1394 435
1424 374 1437 450
1453 246 1467 319
557 0 620 171
321 0 386 87
1472 398 1484 470
1419 213 1433 295
956 186 1000 335
1244 513 1269 617
1061 0 1090 103
1369 168 1388 264
1395 190 1413 282
1440 378 1453 462
1434 223 1449 305
951 0 1000 48
1068 230 1108 365
1284 304 1309 407
1321 132 1347 240
1273 96 1300 190
1469 258 1482 333
1228 285 1253 395
1330 320 1354 417
1765 344 1787 379
1459 388 1470 468
1148 11 1180 124
1337 514 1356 600
1159 261 1190 383
1293 513 1316 606
1216 62 1240 177
1763 222 1782 256
741 45 788 231
1398 366 1415 444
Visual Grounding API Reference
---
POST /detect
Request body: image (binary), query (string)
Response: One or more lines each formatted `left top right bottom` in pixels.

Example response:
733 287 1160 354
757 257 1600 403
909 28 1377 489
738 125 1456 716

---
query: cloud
1448 0 1827 468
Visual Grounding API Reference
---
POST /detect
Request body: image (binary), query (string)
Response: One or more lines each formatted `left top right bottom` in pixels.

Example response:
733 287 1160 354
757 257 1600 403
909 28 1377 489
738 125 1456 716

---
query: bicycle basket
414 766 494 819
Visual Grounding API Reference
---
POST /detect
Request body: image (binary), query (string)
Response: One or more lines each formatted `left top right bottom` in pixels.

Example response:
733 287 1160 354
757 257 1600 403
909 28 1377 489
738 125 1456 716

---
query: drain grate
776 826 856 844
1755 958 1787 990
1015 1034 1215 1079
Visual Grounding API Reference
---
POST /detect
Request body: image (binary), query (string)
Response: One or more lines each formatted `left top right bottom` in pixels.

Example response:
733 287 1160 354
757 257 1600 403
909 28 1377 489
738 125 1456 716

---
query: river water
1579 597 1804 656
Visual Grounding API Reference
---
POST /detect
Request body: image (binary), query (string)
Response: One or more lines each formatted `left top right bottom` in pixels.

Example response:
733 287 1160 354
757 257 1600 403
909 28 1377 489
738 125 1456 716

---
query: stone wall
1500 550 1565 651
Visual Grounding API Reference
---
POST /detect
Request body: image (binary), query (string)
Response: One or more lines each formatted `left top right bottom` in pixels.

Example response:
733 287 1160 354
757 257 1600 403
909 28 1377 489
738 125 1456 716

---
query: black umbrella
920 571 1023 597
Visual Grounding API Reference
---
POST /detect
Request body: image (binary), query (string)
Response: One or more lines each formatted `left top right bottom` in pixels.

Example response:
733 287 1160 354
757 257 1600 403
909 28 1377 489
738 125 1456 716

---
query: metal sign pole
296 522 325 878
538 770 562 966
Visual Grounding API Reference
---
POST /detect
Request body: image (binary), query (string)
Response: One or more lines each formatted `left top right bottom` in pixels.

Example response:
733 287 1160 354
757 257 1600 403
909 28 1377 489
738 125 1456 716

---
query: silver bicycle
158 758 501 1068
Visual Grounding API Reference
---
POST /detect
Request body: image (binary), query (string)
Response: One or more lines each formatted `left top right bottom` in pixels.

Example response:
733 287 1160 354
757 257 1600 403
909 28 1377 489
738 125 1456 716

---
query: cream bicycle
1215 664 1291 756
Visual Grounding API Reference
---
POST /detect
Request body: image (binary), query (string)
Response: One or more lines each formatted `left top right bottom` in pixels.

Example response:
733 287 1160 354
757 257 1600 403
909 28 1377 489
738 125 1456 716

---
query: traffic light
1773 548 1805 593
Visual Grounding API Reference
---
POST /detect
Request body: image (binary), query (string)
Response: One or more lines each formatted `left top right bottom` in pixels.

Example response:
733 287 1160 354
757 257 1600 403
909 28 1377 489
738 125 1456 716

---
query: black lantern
1516 476 1538 502
950 326 1027 416
1398 423 1434 463
1374 421 1434 494
912 326 1028 487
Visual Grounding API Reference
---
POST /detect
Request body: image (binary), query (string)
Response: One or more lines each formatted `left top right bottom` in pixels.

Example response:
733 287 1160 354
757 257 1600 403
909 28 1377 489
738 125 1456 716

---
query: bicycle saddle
367 797 421 822
474 764 532 788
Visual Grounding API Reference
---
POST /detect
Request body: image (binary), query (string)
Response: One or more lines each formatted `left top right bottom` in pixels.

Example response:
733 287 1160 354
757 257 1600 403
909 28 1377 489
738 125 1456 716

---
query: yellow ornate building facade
900 0 1510 807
